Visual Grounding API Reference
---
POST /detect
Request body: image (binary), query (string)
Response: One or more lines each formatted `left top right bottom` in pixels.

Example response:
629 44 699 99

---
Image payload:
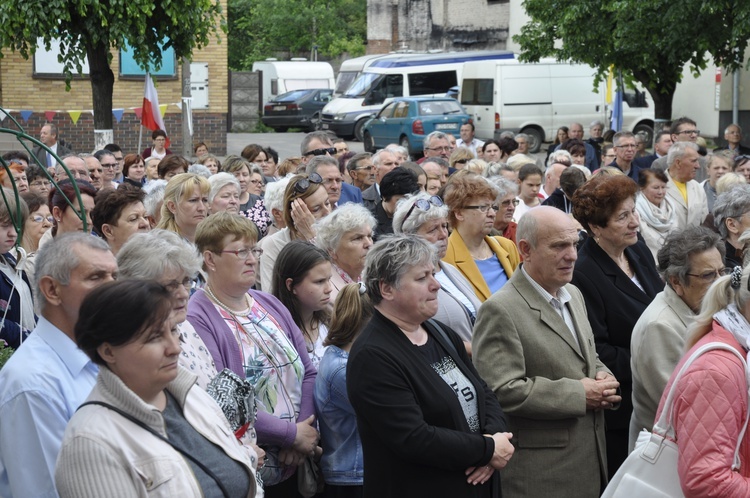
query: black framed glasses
293 172 323 194
305 147 337 157
219 247 264 260
404 196 444 222
686 268 732 282
464 204 498 213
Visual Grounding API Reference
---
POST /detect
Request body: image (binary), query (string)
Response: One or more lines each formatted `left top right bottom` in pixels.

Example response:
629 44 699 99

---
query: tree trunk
647 88 675 122
86 41 115 130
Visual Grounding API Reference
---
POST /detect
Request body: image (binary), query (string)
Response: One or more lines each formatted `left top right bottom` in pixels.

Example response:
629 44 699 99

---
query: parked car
362 97 471 156
262 89 334 132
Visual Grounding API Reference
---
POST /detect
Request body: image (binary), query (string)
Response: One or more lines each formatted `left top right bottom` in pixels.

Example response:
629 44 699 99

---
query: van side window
408 71 458 96
461 79 494 106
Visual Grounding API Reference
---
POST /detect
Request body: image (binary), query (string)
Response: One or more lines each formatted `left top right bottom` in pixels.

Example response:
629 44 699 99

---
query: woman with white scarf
635 168 676 261
653 264 750 496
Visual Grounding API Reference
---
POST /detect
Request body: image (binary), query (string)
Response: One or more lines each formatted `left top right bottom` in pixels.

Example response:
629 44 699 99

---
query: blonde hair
716 172 747 195
157 173 210 236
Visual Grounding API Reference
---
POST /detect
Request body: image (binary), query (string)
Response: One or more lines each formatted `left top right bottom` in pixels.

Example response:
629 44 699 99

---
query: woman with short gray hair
489 177 520 243
117 229 217 389
712 184 750 267
208 172 241 215
393 193 481 346
348 234 514 497
315 203 376 303
629 226 726 450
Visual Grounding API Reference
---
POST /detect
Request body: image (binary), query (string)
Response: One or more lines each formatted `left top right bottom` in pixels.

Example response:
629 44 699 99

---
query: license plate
273 106 285 111
321 123 329 129
435 123 457 130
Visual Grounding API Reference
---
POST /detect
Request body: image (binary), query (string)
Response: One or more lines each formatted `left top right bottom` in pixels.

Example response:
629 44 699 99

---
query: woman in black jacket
347 234 513 498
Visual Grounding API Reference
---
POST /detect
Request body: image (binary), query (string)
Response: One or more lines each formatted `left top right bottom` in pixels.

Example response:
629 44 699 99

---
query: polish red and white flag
141 73 170 146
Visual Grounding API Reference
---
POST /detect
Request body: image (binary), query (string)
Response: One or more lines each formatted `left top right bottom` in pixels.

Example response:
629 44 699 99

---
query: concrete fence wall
229 72 261 132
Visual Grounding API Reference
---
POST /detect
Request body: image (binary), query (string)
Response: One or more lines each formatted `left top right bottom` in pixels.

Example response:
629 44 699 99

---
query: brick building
0 3 228 157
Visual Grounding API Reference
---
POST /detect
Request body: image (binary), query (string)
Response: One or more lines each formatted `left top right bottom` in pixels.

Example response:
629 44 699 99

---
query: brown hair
325 283 372 347
442 172 500 227
282 174 326 239
572 175 638 232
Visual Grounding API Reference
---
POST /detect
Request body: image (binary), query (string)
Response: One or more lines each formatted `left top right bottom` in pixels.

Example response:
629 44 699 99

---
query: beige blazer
472 268 610 498
665 170 709 230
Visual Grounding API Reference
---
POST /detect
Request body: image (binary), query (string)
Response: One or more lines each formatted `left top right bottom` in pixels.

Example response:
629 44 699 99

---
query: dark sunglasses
293 172 323 194
305 147 337 157
404 196 444 222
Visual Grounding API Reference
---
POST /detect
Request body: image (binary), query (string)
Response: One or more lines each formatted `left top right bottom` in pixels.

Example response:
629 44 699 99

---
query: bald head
544 163 567 193
57 156 91 182
518 206 579 294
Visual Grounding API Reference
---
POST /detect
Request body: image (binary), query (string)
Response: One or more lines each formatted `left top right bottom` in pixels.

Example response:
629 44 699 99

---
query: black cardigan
347 310 507 498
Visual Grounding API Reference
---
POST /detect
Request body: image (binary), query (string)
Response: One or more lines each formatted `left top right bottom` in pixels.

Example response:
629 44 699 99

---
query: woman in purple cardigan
187 212 318 498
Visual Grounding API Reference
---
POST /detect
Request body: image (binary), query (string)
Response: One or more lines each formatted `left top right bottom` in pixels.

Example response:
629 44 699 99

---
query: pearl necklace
204 283 253 316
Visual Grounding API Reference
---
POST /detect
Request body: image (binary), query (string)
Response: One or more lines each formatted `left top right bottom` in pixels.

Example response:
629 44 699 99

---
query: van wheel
354 119 367 142
309 112 321 132
400 136 412 155
364 132 376 153
521 127 544 153
633 123 654 148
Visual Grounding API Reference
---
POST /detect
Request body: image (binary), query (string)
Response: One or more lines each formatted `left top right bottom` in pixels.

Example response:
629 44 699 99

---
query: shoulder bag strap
426 319 461 358
78 400 230 498
653 342 750 471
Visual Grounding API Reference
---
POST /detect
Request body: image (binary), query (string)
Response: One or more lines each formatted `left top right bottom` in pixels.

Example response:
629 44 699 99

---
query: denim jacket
313 346 363 485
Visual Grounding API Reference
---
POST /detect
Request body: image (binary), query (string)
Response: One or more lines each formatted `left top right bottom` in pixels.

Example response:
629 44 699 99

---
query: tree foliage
0 0 225 129
228 0 366 71
513 0 750 120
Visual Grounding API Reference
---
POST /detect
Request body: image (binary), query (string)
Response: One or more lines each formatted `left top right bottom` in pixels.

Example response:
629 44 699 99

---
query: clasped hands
581 371 621 411
465 432 515 486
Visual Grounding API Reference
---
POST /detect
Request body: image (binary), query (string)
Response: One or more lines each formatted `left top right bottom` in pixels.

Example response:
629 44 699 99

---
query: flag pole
137 125 143 158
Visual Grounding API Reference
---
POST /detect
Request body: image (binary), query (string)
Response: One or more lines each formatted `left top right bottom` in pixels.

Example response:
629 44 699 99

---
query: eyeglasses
426 146 451 153
676 129 700 136
163 276 194 293
220 247 264 260
686 268 732 282
249 179 264 185
293 172 323 194
31 214 54 224
101 162 118 169
353 165 374 172
404 196 444 222
464 204 498 213
500 198 520 208
615 144 637 149
305 147 336 157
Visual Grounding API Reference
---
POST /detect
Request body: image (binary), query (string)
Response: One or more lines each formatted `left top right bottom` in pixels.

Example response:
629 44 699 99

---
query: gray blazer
472 268 610 498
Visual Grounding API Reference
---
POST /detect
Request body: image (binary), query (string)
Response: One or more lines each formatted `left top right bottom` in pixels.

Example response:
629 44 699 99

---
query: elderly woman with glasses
347 235 514 497
393 193 482 351
315 203 376 303
713 184 750 268
188 212 318 495
629 227 726 451
489 177 520 244
259 173 331 291
443 172 520 302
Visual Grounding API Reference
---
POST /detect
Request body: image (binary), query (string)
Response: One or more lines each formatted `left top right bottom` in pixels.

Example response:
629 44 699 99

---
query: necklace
204 283 253 316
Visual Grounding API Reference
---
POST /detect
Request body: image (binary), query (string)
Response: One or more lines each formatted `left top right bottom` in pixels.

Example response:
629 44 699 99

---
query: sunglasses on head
293 172 323 194
305 147 337 157
404 196 444 222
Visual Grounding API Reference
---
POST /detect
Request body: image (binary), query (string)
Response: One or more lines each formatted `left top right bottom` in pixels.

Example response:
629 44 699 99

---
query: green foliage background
229 0 366 70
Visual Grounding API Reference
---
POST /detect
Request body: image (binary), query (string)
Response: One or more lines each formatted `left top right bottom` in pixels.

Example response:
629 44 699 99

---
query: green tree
0 0 224 130
229 0 366 71
514 0 750 120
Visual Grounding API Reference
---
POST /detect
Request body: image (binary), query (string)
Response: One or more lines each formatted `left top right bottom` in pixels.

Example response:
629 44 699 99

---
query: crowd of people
0 116 750 497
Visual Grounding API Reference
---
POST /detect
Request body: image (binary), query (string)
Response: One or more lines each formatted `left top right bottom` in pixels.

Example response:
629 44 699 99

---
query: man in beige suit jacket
665 141 708 230
473 207 620 498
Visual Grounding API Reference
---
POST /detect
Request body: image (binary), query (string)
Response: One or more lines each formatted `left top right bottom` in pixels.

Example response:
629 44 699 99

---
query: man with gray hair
362 148 399 211
629 227 725 450
55 155 91 183
712 184 750 267
0 233 117 498
609 131 639 181
306 155 345 207
421 131 451 161
473 206 618 498
666 141 708 229
33 122 74 170
346 152 375 191
300 131 362 205
714 123 750 156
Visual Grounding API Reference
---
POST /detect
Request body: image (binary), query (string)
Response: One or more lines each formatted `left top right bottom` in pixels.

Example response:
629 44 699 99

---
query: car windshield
345 73 383 98
275 90 311 102
335 72 358 95
418 100 463 115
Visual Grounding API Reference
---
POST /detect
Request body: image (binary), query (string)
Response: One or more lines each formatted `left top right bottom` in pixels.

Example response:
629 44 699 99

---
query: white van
321 51 514 141
334 54 393 96
252 60 335 105
460 59 655 152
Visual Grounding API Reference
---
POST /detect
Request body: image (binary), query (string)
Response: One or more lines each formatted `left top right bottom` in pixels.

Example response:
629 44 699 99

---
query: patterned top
243 198 271 238
177 320 218 390
306 323 329 370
